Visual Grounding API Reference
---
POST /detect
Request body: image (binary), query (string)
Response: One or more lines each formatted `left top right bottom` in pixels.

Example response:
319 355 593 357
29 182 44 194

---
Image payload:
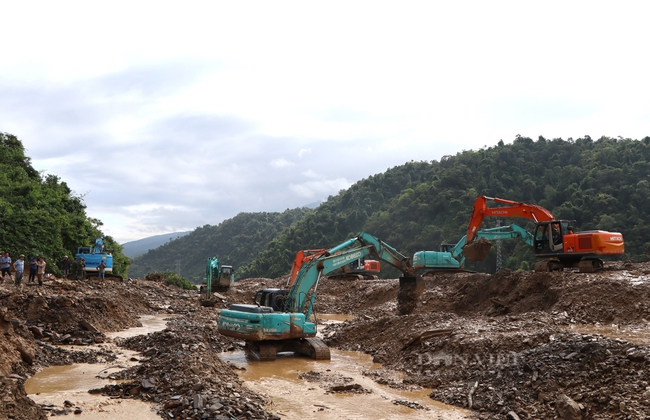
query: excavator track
578 258 603 273
246 342 278 361
245 338 331 361
303 338 331 360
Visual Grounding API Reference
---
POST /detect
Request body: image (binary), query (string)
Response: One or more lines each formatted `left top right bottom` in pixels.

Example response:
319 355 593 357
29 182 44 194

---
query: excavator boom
467 196 554 243
413 224 534 272
465 195 624 272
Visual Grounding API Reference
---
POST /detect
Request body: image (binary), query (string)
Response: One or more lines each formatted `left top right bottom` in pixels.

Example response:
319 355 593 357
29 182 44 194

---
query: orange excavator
289 249 380 285
463 196 624 272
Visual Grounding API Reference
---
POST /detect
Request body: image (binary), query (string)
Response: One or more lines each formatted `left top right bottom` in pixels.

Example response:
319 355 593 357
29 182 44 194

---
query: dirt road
1 261 649 419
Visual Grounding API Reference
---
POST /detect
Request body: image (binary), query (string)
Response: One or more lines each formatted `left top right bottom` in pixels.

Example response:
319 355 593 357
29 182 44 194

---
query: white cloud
1 1 649 242
289 178 351 200
270 158 295 168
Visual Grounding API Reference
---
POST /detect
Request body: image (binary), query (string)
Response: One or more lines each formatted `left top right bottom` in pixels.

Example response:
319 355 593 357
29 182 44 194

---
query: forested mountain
0 132 129 277
239 135 650 278
128 208 311 282
125 135 650 282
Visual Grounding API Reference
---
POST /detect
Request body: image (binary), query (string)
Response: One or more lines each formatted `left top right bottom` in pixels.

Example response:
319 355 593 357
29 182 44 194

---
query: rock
28 325 43 338
329 383 363 392
79 319 99 332
506 411 522 420
163 400 183 409
141 378 156 391
556 394 583 420
18 343 35 365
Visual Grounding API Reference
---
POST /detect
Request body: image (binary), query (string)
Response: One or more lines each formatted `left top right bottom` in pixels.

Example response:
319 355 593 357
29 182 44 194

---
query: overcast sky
1 1 648 243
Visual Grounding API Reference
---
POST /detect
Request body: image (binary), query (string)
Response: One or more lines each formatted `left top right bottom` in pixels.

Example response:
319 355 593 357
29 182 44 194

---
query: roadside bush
145 271 196 290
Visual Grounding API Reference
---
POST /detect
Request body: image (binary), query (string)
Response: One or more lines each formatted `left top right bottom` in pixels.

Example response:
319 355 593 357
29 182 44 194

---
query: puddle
107 314 177 340
26 314 173 419
316 313 355 323
220 348 472 419
563 324 650 345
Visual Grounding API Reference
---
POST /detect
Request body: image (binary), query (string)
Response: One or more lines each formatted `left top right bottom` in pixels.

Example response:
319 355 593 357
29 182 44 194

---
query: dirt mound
5 261 650 419
322 262 650 419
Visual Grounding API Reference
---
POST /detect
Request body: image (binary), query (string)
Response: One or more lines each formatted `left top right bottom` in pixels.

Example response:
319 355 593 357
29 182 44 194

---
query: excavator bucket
397 275 424 315
462 237 493 261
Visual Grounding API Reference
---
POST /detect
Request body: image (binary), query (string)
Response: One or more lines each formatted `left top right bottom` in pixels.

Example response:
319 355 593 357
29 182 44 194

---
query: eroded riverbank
25 314 172 418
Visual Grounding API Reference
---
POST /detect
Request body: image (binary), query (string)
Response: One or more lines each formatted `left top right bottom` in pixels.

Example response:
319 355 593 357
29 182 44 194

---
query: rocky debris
0 375 46 420
103 313 280 419
297 370 372 395
392 399 428 410
319 262 650 419
3 262 650 419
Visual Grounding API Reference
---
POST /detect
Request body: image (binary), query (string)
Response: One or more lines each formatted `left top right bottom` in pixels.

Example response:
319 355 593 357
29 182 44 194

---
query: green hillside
241 135 650 278
127 135 650 281
0 132 129 277
127 208 311 282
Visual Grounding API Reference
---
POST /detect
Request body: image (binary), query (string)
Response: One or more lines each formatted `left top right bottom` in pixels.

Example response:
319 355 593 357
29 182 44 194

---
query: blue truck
75 237 119 280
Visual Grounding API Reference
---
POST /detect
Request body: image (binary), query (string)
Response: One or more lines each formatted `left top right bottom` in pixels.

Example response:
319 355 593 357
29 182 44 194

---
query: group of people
0 252 48 290
0 252 109 290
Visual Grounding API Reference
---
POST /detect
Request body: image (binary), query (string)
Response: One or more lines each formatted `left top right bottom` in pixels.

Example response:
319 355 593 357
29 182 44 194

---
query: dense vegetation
135 135 650 281
128 209 311 282
15 127 648 284
233 136 650 277
0 132 129 277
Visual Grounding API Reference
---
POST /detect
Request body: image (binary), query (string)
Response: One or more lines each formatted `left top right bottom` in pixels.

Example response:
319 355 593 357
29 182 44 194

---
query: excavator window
534 225 547 252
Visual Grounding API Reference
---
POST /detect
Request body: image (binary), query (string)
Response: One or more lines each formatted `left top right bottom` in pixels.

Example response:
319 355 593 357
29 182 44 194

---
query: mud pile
322 262 650 419
104 312 278 419
3 261 650 419
0 277 284 419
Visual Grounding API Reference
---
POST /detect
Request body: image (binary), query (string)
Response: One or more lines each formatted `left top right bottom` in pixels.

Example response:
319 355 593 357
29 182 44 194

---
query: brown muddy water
220 348 472 419
25 314 173 419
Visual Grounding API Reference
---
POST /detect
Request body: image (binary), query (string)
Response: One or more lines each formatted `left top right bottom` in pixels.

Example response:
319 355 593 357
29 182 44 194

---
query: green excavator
217 232 423 360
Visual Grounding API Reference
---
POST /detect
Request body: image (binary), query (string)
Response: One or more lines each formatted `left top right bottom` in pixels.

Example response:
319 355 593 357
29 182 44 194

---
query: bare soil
1 261 650 419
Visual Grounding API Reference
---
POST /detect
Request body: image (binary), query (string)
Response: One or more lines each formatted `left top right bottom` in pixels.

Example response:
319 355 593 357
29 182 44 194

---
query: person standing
97 260 106 281
13 255 25 291
1 252 12 283
36 257 46 287
79 258 86 280
28 257 37 284
61 256 71 279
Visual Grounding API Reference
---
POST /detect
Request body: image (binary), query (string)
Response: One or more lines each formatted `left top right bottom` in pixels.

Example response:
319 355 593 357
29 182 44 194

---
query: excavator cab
533 220 572 255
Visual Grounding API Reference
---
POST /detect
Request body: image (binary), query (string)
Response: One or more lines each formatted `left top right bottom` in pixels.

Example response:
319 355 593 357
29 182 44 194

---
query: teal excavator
205 257 234 296
217 232 422 360
413 224 534 274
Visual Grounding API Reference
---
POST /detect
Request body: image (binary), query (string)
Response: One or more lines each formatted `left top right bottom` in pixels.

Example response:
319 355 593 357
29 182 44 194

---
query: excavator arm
287 232 418 316
217 231 422 360
413 224 534 271
467 196 554 243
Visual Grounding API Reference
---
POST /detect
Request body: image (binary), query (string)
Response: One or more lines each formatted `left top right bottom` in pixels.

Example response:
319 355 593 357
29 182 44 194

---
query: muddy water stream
25 314 173 419
563 323 650 345
220 314 472 420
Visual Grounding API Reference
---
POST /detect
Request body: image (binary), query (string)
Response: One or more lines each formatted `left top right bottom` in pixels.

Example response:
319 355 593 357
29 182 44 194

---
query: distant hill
127 209 311 282
128 136 650 281
303 200 322 209
122 231 191 258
